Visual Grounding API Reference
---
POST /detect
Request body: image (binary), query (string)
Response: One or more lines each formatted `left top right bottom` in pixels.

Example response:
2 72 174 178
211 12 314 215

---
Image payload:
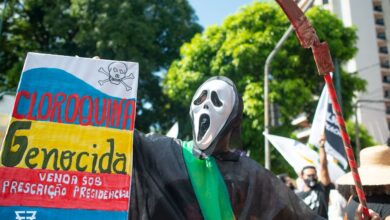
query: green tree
0 0 79 88
0 0 202 131
163 2 366 174
346 120 377 150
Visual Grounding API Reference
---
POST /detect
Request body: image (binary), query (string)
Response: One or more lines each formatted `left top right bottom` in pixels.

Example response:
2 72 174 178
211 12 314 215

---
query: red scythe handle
274 0 370 218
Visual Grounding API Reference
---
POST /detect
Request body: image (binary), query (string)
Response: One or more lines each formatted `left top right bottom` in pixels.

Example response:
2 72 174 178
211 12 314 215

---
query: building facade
315 0 390 144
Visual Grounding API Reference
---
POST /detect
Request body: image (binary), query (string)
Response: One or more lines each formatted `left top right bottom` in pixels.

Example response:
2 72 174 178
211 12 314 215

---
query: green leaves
243 82 263 122
0 0 202 131
163 2 366 174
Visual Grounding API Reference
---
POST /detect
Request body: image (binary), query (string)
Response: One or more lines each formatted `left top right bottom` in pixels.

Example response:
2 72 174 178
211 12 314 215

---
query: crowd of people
276 137 390 220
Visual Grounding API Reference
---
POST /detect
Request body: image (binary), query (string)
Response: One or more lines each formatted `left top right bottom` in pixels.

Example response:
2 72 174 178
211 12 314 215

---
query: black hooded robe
129 131 323 220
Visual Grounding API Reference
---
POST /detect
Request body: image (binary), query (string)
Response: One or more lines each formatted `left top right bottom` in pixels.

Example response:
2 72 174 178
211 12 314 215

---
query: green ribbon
182 141 235 220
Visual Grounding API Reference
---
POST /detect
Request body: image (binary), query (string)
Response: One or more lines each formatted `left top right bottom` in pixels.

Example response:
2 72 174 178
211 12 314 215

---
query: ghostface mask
189 76 240 159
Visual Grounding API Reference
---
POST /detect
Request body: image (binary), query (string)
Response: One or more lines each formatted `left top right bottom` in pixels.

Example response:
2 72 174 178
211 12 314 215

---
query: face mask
189 77 237 158
304 176 318 189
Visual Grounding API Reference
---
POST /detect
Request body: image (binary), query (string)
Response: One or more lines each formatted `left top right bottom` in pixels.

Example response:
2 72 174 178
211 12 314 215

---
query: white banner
265 133 345 182
308 85 348 169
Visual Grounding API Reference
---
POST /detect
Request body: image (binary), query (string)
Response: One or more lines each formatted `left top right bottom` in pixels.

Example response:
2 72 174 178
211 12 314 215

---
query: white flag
264 133 345 182
166 121 179 138
264 133 318 173
325 154 347 183
308 85 348 169
308 85 329 147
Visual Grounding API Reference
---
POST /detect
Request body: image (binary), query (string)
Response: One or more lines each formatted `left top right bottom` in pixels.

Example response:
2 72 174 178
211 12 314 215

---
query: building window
382 61 390 68
380 47 389 54
385 90 390 99
384 75 390 83
373 5 383 12
378 32 387 40
376 18 385 25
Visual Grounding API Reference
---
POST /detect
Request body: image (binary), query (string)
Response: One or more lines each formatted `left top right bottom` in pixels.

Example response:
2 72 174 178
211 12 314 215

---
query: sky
188 0 257 28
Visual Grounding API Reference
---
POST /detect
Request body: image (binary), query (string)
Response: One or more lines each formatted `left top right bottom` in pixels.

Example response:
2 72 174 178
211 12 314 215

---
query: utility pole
263 0 313 170
354 104 361 164
263 25 294 170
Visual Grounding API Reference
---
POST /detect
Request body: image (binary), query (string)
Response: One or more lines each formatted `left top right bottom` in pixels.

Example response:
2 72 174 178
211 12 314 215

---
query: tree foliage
163 2 367 174
0 0 202 130
346 120 377 150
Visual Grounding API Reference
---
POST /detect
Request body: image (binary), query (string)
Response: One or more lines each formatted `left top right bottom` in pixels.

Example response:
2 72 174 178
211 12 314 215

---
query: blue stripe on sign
0 206 127 220
15 68 136 130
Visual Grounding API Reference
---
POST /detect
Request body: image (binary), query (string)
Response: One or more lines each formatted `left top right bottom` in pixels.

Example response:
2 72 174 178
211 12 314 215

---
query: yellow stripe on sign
0 118 133 175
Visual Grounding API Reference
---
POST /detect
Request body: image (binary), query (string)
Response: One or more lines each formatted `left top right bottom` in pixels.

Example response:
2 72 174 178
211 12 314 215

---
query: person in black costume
129 76 323 219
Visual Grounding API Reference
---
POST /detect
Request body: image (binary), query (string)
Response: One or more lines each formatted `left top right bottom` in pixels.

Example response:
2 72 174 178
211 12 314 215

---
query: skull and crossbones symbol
98 62 134 91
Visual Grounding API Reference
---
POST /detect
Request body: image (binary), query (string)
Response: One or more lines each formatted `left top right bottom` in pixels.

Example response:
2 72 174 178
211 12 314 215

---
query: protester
296 134 334 218
327 189 348 220
336 143 390 220
130 76 322 219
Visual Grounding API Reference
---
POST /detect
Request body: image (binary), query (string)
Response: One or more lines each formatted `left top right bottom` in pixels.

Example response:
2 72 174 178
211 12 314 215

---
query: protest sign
0 53 138 219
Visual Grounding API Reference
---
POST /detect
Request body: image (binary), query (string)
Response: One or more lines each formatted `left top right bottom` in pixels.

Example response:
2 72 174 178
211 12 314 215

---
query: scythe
274 0 370 218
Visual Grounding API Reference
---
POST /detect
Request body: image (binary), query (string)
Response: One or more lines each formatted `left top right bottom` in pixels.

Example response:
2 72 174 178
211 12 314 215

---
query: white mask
189 77 236 156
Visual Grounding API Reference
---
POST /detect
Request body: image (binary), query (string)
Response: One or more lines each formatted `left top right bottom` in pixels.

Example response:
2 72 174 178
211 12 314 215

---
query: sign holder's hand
355 204 380 220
